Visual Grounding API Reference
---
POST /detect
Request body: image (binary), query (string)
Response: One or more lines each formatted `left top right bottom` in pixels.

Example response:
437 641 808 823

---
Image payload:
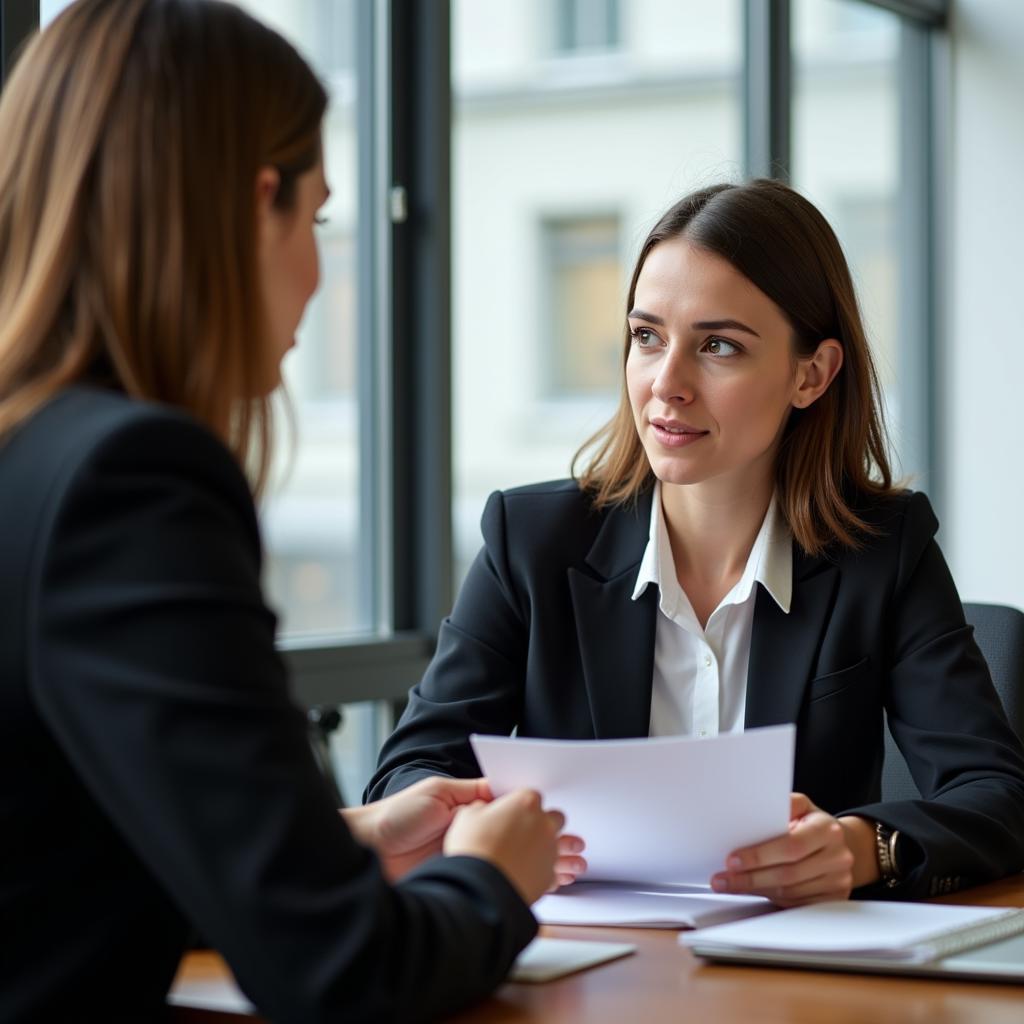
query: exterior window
545 216 623 397
555 0 621 53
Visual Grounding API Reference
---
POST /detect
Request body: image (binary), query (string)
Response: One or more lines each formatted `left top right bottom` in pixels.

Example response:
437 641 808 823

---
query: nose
651 347 695 404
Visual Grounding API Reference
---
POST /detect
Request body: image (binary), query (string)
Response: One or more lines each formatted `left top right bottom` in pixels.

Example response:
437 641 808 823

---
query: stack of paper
535 882 772 929
471 725 795 928
682 900 1024 964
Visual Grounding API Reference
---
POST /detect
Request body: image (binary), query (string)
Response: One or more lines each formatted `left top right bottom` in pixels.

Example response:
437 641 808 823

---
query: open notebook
683 900 1024 982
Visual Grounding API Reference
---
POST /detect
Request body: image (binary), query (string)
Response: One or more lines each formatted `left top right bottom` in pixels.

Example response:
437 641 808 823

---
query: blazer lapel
568 492 657 739
745 548 839 728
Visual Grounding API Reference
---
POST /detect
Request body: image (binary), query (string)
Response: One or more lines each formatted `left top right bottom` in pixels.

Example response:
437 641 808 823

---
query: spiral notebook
683 900 1024 983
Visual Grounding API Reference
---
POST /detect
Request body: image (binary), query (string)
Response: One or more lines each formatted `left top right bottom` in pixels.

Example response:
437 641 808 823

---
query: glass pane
791 0 903 466
232 1 367 638
451 0 743 583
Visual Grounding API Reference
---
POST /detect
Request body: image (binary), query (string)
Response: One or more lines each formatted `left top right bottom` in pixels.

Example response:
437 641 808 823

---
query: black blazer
368 479 1024 900
0 387 535 1024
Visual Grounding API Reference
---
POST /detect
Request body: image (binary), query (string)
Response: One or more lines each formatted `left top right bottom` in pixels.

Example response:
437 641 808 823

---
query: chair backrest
881 602 1024 802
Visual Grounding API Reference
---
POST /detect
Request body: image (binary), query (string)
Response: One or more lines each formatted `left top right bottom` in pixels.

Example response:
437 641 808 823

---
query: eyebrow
627 309 761 338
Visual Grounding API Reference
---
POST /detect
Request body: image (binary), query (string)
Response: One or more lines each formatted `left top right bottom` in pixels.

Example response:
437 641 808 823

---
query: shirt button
703 654 712 667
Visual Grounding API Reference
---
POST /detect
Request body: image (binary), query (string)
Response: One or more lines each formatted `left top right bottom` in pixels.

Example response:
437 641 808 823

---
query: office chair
881 602 1024 802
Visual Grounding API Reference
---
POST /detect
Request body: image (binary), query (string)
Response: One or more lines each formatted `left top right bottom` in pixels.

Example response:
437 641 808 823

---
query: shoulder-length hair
574 179 897 556
0 0 327 494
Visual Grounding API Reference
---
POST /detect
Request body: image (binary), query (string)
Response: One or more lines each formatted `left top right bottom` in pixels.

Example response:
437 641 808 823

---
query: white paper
509 937 636 982
535 882 772 929
167 975 255 1014
471 725 794 887
680 900 1024 962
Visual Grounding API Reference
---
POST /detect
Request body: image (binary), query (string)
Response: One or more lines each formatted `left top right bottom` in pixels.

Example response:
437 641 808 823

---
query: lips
650 417 707 434
649 417 708 448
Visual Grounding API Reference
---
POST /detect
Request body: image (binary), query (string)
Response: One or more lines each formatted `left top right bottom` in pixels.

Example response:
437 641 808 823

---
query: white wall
945 0 1024 608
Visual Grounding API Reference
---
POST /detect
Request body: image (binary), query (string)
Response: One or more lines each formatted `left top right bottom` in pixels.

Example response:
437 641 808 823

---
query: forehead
634 238 761 307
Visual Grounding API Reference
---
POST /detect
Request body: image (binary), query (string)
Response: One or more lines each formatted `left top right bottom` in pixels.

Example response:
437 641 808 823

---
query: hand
443 788 565 905
710 793 859 907
344 776 494 880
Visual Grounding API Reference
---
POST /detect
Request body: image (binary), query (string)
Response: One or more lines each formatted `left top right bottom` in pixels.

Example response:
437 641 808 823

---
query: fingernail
728 856 743 871
711 876 727 892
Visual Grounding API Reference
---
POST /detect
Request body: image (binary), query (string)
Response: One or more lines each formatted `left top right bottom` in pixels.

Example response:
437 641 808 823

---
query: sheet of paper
680 900 1024 962
471 725 794 887
535 882 772 929
509 937 636 982
167 975 256 1015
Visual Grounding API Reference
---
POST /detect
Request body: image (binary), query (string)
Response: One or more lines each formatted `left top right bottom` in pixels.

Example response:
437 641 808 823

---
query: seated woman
0 2 567 1020
368 178 1024 904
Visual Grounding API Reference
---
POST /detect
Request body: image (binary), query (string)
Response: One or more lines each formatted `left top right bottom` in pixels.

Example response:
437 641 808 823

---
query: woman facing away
368 178 1024 904
0 2 576 1021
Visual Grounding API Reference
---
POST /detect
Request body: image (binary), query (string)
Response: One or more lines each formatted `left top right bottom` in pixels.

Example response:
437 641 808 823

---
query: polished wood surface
172 876 1024 1023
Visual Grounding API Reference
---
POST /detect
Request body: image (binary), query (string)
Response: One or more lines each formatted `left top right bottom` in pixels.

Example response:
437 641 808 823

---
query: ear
792 338 843 410
254 166 281 229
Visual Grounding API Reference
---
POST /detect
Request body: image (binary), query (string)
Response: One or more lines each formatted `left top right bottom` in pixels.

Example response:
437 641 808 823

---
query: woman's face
625 237 831 496
256 159 330 389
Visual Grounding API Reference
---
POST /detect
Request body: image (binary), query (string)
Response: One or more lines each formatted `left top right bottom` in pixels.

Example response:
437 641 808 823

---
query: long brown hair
574 179 897 556
0 0 327 493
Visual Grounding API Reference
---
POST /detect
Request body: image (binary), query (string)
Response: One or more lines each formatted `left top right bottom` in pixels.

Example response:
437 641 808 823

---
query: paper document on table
471 724 794 888
534 882 773 929
682 900 1024 965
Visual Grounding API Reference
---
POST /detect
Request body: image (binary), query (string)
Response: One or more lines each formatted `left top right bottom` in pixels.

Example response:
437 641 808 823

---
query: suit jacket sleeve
30 413 535 1024
367 491 528 800
841 491 1024 898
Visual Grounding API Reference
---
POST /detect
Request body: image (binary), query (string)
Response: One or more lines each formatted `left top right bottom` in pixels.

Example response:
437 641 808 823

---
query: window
545 215 623 397
791 0 905 472
7 0 947 798
451 0 743 583
554 0 621 53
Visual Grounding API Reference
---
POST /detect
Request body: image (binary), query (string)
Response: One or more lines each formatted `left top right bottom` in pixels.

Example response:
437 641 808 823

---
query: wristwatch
875 822 902 888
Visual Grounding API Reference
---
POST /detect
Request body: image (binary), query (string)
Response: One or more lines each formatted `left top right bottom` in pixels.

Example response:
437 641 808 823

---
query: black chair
881 602 1024 801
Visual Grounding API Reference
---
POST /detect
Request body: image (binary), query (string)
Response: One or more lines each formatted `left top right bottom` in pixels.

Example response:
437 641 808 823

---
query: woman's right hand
443 788 564 905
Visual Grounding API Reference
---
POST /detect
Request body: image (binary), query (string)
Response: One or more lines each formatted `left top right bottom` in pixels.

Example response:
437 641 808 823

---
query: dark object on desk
883 602 1024 802
307 705 345 806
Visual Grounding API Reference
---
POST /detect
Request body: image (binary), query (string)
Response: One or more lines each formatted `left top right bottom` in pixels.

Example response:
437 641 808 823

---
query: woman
0 2 569 1021
368 179 1024 904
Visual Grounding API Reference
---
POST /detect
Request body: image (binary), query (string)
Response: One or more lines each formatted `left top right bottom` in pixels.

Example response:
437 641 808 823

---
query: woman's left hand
710 793 862 907
344 776 494 880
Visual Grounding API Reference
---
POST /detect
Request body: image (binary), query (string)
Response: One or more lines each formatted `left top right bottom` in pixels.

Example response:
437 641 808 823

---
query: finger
746 868 854 906
555 855 587 877
790 792 815 820
727 813 836 872
429 777 494 806
452 799 487 820
507 788 543 811
553 873 579 888
557 834 586 855
545 808 566 833
713 836 853 893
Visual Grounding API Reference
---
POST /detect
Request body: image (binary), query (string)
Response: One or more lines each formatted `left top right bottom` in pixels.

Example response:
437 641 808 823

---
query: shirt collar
631 481 792 614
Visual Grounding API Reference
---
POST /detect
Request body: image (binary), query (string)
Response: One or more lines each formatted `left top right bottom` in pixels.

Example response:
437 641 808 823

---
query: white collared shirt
632 482 793 739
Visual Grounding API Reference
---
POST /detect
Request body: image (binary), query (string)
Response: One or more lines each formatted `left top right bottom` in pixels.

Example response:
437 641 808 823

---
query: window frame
1 0 948 710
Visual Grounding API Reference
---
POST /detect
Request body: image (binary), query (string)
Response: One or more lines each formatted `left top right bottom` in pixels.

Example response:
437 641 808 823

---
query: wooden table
172 876 1024 1023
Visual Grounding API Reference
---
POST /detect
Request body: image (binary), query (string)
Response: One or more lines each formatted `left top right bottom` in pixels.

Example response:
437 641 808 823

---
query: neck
659 471 774 590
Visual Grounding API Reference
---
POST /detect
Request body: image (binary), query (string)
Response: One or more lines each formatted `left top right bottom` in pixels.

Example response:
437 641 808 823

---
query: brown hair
574 179 897 556
0 0 327 493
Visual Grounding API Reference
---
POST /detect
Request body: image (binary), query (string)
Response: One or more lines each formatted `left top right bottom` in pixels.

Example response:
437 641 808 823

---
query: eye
703 336 740 357
629 326 661 348
314 214 329 227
